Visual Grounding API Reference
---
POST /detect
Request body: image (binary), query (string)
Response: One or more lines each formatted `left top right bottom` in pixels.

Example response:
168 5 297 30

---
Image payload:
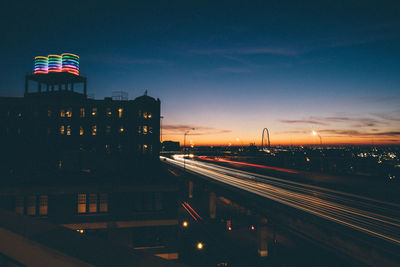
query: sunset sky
1 1 399 145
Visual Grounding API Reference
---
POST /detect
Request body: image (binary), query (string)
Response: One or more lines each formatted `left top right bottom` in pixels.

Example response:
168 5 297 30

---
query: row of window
15 195 48 216
14 191 163 217
3 109 154 119
58 125 152 136
77 193 108 214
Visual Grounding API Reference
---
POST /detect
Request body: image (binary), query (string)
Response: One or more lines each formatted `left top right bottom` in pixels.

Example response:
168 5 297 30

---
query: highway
161 155 400 246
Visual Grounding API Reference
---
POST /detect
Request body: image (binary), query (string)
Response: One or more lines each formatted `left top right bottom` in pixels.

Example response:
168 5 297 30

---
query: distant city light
182 221 189 227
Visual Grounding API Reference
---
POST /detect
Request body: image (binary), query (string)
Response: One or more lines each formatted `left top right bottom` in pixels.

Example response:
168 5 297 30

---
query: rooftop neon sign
34 53 79 75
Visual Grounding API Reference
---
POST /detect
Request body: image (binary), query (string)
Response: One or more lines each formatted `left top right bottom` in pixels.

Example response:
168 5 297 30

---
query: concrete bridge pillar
209 192 216 219
257 218 268 257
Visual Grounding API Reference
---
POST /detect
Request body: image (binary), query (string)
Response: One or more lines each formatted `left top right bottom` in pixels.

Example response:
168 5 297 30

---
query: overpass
161 154 400 266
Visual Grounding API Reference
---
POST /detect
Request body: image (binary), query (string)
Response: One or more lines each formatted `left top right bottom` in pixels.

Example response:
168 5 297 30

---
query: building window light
77 194 87 213
60 109 65 117
99 193 108 213
92 108 97 116
106 108 112 117
66 125 71 135
39 195 48 216
92 125 97 136
143 126 148 134
80 108 85 118
143 112 148 119
66 109 72 118
89 193 98 213
106 125 111 134
119 126 124 133
118 108 123 118
60 125 65 135
148 113 152 119
138 126 142 134
27 195 36 216
80 126 84 136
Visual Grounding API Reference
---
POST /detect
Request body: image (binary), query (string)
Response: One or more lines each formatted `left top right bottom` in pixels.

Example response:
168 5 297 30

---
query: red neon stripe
184 202 203 220
181 203 197 221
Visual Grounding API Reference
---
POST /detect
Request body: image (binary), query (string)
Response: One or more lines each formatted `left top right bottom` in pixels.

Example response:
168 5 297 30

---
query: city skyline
1 1 399 145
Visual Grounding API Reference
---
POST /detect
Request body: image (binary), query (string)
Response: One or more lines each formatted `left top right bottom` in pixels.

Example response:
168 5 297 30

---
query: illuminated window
106 108 112 117
106 125 111 134
143 126 148 134
80 108 85 118
92 108 97 116
80 126 84 136
149 126 153 134
60 109 65 117
66 109 72 118
15 196 24 215
92 125 97 136
17 112 22 117
99 193 108 213
77 194 86 213
138 126 142 134
143 112 148 119
48 110 52 117
119 126 124 133
60 125 65 135
143 144 148 152
66 125 71 135
148 113 152 119
105 144 110 153
39 195 48 216
89 193 97 213
118 108 123 118
27 195 36 216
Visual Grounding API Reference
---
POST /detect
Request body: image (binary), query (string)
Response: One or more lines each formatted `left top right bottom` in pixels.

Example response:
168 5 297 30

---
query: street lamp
184 128 195 170
312 130 322 145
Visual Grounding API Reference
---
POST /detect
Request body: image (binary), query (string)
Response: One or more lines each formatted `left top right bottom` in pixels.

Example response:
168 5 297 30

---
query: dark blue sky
1 0 399 144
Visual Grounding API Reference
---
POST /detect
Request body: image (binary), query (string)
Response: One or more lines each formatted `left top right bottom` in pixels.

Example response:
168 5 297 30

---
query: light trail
162 155 400 246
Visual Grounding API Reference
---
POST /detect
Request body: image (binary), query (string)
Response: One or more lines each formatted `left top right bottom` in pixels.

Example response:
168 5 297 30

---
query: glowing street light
312 130 322 145
196 242 204 250
182 221 189 228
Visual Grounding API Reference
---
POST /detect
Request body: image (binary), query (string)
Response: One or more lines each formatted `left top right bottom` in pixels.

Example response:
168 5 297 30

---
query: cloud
320 129 400 138
85 54 172 66
216 67 251 73
279 120 328 125
189 46 300 56
163 124 231 135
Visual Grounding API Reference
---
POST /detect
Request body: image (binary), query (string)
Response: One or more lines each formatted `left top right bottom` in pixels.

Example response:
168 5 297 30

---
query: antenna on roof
144 90 148 96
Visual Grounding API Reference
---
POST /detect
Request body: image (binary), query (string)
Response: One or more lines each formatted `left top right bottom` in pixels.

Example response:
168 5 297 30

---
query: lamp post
160 116 164 151
312 130 322 145
184 128 195 171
